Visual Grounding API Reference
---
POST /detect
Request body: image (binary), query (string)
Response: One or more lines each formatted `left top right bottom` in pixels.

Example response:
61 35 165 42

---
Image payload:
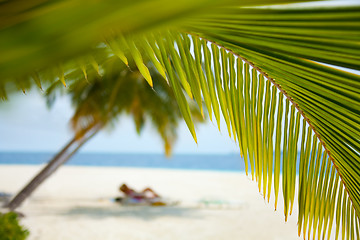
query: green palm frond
115 24 359 239
0 0 307 84
182 7 360 236
1 1 359 239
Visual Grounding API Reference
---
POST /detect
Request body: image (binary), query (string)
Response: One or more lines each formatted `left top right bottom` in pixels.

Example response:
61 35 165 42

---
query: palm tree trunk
4 123 102 210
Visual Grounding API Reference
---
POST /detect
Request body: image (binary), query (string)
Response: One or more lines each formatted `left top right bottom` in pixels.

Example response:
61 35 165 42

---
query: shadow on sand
61 205 204 221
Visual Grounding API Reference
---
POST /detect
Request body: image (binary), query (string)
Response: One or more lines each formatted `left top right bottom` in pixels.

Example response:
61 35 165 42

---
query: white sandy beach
0 165 300 240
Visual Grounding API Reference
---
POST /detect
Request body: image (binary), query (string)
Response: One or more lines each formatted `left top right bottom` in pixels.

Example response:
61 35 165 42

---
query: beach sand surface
0 165 300 240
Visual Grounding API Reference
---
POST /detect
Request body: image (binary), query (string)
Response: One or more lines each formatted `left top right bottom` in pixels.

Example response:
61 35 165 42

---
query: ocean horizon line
0 151 246 172
0 151 302 173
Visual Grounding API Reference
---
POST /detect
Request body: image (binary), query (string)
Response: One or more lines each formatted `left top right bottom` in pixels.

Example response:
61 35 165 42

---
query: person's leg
142 188 160 198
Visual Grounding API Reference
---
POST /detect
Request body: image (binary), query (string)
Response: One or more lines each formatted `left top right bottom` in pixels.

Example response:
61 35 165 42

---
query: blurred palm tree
4 56 203 210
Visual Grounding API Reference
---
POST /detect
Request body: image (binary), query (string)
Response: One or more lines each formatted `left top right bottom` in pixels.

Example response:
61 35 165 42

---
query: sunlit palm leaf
176 6 359 239
134 26 359 238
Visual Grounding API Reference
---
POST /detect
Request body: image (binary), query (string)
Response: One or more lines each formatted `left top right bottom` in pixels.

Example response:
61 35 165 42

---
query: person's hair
119 184 128 192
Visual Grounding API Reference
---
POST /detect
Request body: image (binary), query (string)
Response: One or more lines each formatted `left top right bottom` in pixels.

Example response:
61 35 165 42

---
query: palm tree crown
51 56 203 156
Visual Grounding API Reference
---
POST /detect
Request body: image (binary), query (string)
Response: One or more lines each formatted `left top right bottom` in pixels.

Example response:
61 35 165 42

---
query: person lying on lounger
116 184 165 205
120 184 160 199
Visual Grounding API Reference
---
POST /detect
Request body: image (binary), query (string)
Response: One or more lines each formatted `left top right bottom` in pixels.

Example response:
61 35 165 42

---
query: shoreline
0 165 300 240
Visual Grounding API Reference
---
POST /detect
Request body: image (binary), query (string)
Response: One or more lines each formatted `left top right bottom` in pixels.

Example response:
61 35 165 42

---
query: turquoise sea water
0 152 246 172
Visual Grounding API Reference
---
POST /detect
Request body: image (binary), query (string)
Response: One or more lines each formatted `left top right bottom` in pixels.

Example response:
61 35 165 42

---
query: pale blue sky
0 89 239 154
